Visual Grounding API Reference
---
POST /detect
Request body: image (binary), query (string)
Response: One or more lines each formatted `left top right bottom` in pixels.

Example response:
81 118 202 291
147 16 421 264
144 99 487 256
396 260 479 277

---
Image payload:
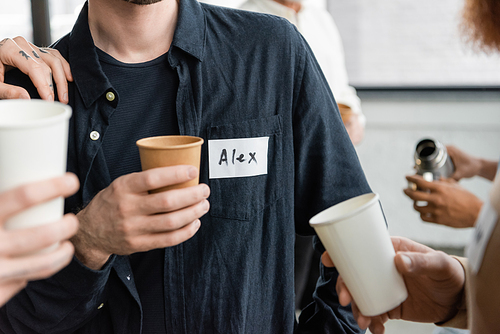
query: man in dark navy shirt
0 0 371 333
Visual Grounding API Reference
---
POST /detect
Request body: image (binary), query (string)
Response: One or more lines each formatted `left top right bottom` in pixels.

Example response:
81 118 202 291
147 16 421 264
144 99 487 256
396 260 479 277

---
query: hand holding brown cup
136 135 204 193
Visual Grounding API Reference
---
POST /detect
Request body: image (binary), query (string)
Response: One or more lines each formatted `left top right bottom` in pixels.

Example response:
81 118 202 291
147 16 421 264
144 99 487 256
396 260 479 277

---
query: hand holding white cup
0 100 72 252
310 193 408 316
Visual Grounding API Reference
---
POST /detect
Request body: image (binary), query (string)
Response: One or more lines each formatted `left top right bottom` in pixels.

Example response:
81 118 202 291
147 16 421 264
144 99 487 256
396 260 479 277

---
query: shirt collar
68 0 206 108
172 0 206 62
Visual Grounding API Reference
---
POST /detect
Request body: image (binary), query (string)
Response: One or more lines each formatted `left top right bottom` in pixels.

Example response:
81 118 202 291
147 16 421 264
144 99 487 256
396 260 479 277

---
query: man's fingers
138 199 209 234
36 47 72 81
39 53 67 103
335 275 352 306
0 37 55 101
403 188 432 202
394 251 459 281
127 219 202 252
368 317 388 334
140 183 210 215
438 177 457 185
122 166 199 193
0 173 79 222
321 251 335 267
0 83 30 100
0 280 27 306
0 241 74 282
412 202 433 214
0 214 79 256
12 37 60 101
32 46 72 103
351 302 371 330
420 212 436 223
391 236 434 254
405 175 438 192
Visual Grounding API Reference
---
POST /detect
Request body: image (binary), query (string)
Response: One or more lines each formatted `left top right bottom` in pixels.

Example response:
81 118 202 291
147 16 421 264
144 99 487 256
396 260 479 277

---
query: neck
273 0 301 13
88 0 178 63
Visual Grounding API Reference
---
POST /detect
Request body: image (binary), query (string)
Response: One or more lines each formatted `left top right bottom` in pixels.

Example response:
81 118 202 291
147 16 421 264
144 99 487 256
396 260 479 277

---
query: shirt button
90 131 100 141
97 303 104 310
106 91 115 102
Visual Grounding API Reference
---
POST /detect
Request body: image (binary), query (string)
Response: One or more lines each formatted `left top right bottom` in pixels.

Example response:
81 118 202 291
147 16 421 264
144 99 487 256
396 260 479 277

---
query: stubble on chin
122 0 163 5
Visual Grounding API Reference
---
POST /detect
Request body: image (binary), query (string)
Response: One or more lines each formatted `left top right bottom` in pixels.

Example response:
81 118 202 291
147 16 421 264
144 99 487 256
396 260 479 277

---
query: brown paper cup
337 103 353 123
136 135 204 193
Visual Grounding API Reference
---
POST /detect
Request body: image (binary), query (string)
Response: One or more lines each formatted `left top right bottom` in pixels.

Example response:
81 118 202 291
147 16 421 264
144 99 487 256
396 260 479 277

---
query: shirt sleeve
0 256 116 333
291 29 370 334
291 29 371 237
296 236 365 334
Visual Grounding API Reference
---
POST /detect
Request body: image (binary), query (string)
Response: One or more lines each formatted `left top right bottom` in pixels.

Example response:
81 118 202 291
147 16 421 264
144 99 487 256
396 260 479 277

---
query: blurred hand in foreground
0 36 73 103
0 173 79 306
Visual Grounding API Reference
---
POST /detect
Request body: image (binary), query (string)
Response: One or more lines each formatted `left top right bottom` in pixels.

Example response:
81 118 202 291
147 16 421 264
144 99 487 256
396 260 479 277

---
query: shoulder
201 2 301 44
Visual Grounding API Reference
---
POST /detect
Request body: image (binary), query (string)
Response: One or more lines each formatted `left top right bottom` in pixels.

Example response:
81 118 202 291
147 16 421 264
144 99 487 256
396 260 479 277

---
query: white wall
328 0 500 87
356 90 500 248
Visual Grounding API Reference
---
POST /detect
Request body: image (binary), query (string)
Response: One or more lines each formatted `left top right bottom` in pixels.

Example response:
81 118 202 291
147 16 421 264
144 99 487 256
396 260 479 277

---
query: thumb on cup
394 253 414 274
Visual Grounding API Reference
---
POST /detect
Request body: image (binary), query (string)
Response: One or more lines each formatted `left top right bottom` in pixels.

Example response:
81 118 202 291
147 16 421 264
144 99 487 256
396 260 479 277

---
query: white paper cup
0 100 71 236
309 193 408 316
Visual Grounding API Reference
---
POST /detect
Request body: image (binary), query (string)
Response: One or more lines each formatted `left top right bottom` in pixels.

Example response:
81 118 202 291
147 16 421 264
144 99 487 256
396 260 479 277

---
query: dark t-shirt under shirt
98 48 179 334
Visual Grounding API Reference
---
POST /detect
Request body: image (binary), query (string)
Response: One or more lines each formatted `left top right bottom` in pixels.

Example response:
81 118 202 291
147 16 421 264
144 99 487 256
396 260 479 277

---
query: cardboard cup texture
310 193 408 316
0 100 72 241
136 135 204 193
337 103 353 123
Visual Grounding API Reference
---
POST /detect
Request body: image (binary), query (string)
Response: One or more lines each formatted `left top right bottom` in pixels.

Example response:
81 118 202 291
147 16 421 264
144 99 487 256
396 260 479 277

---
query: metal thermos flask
414 138 455 181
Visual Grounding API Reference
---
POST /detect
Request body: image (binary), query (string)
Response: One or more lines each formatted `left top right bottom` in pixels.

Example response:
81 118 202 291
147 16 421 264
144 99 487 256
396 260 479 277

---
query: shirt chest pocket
207 115 283 221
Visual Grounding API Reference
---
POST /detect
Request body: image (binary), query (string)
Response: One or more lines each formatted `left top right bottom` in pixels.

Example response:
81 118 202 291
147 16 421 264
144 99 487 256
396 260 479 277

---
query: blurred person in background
239 0 364 144
403 146 497 334
405 145 497 228
239 0 365 311
322 0 500 333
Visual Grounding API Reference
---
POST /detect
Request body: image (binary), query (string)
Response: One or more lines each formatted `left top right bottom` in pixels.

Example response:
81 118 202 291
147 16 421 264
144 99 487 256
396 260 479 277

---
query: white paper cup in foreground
0 100 71 235
309 193 408 316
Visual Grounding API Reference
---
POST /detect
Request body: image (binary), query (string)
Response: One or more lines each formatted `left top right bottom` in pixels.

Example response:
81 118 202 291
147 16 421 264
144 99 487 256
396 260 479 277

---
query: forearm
435 256 468 329
478 158 498 181
71 233 111 271
72 207 112 271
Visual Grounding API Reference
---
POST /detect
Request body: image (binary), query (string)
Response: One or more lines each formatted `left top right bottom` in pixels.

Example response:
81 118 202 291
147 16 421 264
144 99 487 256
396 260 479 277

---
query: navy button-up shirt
2 0 371 333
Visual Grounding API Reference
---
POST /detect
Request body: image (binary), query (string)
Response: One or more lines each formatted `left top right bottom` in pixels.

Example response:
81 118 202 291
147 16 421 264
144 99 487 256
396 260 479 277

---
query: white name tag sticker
466 200 499 274
208 137 269 179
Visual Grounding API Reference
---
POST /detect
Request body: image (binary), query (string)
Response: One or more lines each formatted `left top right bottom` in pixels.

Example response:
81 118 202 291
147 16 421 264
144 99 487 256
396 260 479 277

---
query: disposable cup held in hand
309 193 408 316
337 103 353 123
0 100 72 236
136 135 204 193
